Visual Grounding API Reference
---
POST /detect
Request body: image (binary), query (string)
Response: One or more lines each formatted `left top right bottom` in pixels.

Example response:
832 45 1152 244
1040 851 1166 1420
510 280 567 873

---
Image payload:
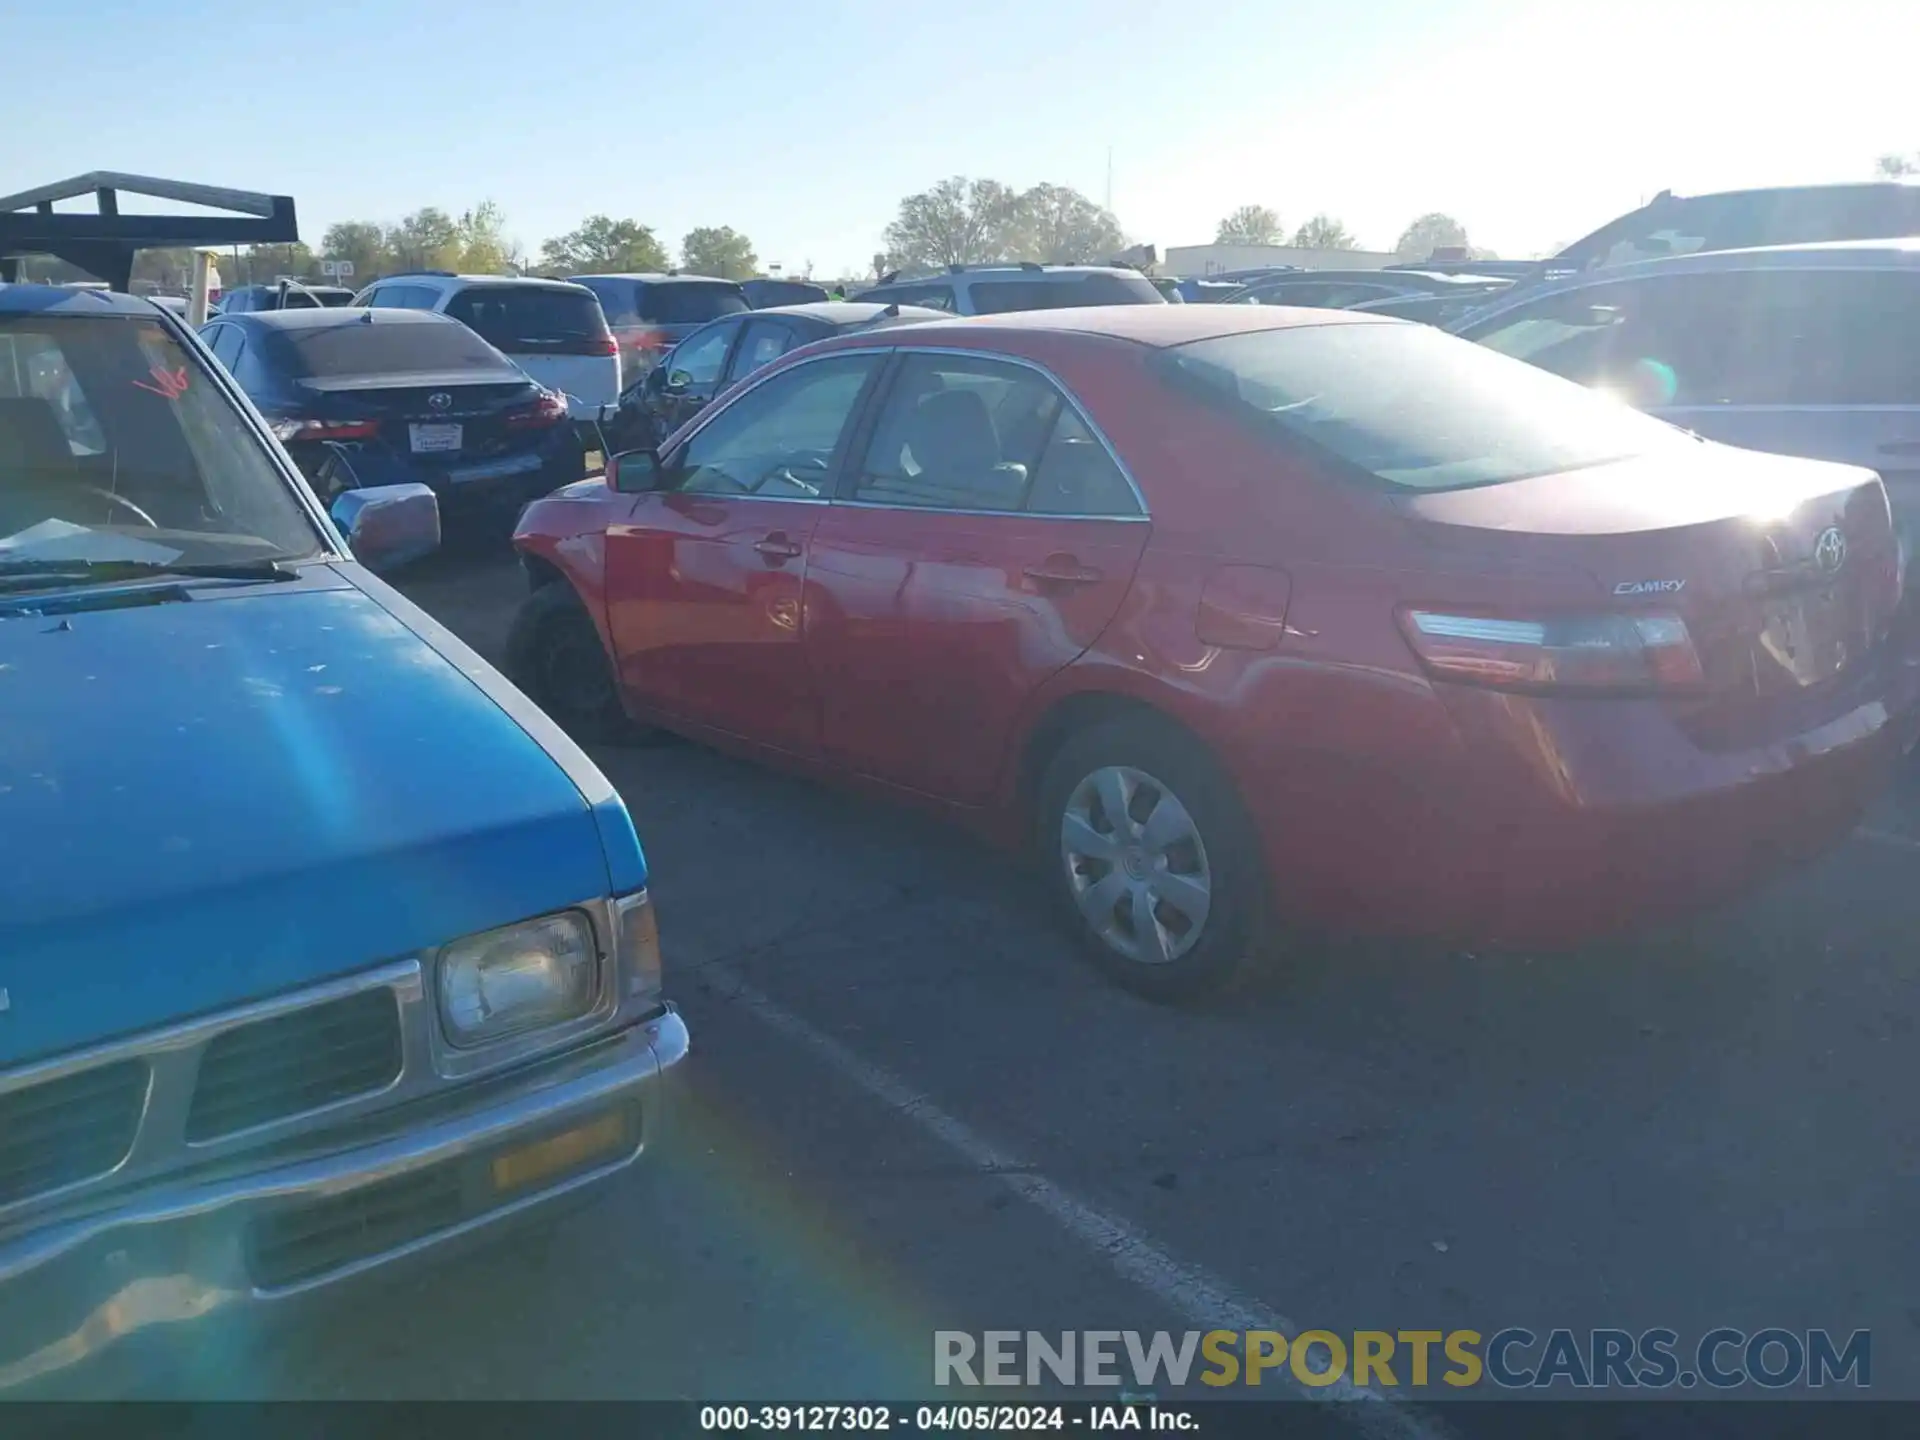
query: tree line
1213 204 1496 260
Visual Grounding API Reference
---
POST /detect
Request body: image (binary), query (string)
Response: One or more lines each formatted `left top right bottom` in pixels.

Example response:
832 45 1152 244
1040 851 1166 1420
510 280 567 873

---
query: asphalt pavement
236 545 1920 1423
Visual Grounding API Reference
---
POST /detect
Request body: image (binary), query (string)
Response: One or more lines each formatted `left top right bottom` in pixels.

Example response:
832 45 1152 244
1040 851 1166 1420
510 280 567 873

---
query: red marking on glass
132 366 190 400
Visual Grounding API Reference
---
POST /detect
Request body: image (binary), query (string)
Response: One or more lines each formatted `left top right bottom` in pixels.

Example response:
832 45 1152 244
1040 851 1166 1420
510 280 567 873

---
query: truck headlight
437 911 599 1047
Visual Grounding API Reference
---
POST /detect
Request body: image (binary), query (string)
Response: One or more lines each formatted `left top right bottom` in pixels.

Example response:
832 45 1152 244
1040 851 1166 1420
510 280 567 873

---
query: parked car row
7 172 1920 1395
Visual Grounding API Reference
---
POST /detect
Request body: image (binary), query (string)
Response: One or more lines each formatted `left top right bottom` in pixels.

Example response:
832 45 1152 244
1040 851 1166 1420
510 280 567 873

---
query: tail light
590 333 618 356
505 391 570 429
1400 609 1705 694
269 417 379 443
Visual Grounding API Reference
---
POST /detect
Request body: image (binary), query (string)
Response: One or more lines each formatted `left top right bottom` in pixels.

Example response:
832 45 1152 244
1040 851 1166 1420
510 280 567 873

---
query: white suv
852 263 1164 315
349 273 621 418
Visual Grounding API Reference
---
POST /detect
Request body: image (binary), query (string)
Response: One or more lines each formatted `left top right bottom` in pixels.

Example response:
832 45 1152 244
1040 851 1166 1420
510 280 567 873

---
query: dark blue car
200 307 584 530
0 283 685 1392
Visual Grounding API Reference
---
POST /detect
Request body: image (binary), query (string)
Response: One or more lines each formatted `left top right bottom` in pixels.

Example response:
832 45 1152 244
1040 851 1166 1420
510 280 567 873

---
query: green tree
1015 183 1126 263
539 216 669 274
456 201 515 275
320 221 392 283
385 207 463 272
681 225 758 279
1291 214 1360 251
882 176 1027 271
1393 212 1470 259
1215 205 1284 246
1878 152 1918 178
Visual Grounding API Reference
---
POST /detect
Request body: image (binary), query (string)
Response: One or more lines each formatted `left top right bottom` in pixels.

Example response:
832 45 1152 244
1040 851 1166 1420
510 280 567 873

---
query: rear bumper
1257 652 1920 949
0 1007 688 1394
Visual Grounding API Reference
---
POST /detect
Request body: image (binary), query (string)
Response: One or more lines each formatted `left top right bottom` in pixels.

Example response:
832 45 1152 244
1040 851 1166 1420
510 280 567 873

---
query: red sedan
509 306 1920 1000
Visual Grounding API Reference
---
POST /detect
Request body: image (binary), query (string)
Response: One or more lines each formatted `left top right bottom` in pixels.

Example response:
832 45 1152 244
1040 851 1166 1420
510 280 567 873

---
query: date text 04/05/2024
698 1405 1194 1431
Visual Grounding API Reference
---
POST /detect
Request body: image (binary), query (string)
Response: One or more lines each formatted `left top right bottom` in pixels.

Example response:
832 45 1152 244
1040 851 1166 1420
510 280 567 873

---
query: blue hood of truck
0 568 643 1067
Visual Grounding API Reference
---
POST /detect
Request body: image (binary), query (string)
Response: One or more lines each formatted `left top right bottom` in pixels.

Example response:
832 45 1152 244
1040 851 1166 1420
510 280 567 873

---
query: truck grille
250 1165 465 1289
0 1060 147 1205
186 988 403 1142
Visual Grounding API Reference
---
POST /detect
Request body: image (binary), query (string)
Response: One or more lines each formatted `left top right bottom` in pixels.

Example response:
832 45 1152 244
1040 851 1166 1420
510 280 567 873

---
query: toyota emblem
1813 526 1847 577
427 391 453 412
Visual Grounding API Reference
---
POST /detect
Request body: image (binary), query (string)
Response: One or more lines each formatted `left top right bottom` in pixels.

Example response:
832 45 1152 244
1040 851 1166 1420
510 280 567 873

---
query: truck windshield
0 313 324 573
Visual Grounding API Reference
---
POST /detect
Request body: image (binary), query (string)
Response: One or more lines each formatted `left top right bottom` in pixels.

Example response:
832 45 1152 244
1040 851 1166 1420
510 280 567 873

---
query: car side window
851 353 1064 512
1468 276 1740 407
874 284 956 312
663 354 879 499
1024 407 1142 517
726 321 793 383
1709 270 1920 407
668 322 738 388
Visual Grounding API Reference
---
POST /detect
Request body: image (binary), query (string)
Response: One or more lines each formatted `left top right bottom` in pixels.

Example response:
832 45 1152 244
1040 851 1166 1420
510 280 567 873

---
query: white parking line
1853 827 1920 853
707 963 1452 1440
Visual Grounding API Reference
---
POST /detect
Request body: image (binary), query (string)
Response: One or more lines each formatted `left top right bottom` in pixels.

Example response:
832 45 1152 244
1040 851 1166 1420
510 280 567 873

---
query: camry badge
427 392 453 412
1613 579 1686 596
1814 526 1847 577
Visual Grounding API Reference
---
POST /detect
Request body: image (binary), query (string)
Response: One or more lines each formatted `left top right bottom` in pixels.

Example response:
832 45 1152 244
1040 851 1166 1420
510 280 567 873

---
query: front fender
514 479 630 650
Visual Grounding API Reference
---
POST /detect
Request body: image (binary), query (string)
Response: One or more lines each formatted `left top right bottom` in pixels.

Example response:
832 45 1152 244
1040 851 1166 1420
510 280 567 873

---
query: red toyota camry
509 305 1920 1000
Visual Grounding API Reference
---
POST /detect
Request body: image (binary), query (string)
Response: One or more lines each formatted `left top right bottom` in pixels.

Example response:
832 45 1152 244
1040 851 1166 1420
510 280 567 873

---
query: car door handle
754 535 803 560
1023 557 1103 586
1879 441 1920 457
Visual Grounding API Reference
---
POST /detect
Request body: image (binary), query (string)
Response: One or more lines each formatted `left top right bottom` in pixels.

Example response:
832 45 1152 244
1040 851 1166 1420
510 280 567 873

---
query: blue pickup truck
0 283 686 1389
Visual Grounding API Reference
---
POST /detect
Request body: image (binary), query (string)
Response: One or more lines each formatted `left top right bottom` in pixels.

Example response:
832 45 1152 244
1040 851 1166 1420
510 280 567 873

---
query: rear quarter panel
986 344 1492 931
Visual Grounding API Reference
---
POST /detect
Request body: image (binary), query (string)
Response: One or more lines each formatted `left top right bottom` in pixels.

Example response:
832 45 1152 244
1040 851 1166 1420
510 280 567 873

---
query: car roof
878 265 1144 283
863 303 1387 349
758 301 949 325
228 306 459 330
570 272 744 286
1492 236 1920 301
0 282 161 317
388 273 595 293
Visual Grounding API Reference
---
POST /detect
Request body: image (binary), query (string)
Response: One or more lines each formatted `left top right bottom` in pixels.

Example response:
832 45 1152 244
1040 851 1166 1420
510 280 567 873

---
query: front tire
1035 715 1266 1002
505 582 635 745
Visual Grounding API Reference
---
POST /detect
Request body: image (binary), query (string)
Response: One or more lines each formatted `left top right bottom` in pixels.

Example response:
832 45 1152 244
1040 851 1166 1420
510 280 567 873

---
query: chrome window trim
832 499 1150 523
665 343 1151 520
0 893 657 1229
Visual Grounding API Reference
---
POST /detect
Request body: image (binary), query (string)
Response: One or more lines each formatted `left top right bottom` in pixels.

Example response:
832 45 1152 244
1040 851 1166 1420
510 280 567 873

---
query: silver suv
853 263 1163 315
1456 238 1920 560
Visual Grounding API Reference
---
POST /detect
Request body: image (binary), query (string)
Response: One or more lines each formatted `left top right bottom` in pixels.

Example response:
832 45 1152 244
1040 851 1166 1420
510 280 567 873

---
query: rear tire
505 582 636 745
1035 715 1267 1003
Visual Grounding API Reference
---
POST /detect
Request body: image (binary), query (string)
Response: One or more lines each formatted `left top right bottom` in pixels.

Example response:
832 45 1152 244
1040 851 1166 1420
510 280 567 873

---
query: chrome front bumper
0 1006 688 1393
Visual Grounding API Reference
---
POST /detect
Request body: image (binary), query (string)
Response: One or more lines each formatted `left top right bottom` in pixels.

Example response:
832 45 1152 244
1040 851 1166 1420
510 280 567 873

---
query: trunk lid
296 374 552 464
1398 444 1904 742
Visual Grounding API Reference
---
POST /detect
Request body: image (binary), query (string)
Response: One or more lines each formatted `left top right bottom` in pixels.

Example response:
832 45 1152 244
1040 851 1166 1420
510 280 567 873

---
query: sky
5 0 1914 276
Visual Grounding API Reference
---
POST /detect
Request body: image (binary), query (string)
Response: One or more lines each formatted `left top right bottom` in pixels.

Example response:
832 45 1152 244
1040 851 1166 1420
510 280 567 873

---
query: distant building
1162 243 1398 277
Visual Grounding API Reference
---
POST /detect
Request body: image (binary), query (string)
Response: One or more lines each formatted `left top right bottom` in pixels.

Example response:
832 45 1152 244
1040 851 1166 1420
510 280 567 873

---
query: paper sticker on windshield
1614 579 1685 596
132 365 190 400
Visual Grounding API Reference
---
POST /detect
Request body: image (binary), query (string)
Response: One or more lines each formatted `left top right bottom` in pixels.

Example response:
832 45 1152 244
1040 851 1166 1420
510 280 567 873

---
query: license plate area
1758 589 1855 687
409 423 463 454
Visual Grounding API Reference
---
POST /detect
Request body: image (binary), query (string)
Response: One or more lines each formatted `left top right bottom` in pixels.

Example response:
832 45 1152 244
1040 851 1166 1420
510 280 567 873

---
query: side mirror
666 370 693 392
607 449 663 494
330 484 441 573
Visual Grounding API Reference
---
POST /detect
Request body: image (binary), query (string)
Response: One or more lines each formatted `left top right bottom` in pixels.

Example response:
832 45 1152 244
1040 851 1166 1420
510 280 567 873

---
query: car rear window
444 286 611 348
275 318 512 378
575 278 639 325
970 274 1164 315
1156 320 1686 492
638 283 750 325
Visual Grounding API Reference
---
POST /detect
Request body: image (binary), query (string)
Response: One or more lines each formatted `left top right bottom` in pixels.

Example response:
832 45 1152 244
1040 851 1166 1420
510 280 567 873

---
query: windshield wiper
0 558 304 593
